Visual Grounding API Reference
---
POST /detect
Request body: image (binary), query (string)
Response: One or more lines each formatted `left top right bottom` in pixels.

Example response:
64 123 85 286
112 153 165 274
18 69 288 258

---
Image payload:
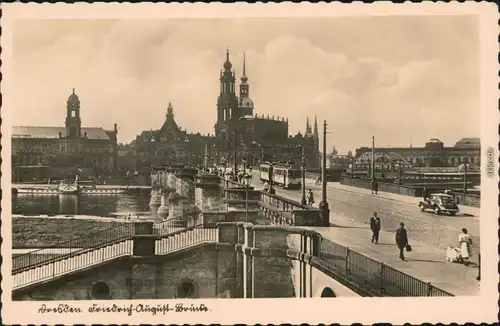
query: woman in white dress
458 228 472 265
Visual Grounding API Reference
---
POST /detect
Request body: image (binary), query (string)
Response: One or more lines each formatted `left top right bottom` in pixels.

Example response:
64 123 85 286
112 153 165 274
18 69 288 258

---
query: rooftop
12 126 112 140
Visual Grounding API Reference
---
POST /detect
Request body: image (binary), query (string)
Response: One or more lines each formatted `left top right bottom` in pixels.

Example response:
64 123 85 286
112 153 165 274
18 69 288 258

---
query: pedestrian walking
422 186 428 200
458 228 472 266
370 212 381 244
307 189 315 206
395 222 409 261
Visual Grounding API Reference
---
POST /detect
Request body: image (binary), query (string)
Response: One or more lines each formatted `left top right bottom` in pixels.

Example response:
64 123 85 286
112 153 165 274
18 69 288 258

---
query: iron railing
155 223 218 255
12 223 135 289
12 223 134 274
153 211 203 236
318 238 453 297
259 191 312 211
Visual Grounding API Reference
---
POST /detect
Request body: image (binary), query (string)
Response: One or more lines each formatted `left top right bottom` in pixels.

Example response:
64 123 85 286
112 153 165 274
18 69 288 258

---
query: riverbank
12 216 127 248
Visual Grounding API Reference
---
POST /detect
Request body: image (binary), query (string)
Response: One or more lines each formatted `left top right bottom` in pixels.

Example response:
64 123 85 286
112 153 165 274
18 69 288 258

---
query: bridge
247 169 480 296
11 165 457 299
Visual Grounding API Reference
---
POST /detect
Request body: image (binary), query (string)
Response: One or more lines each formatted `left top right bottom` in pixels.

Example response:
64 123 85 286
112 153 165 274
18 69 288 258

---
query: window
71 110 76 118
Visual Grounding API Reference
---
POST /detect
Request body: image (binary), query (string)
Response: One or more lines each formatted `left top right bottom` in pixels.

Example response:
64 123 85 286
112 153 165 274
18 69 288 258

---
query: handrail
12 223 135 274
318 237 453 297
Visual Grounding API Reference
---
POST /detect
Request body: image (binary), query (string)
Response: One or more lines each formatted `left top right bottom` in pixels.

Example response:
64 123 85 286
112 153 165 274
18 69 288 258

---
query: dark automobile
418 193 459 216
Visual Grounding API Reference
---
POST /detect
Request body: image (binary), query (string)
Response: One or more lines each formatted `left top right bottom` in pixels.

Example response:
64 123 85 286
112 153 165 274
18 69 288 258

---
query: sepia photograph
1 2 498 325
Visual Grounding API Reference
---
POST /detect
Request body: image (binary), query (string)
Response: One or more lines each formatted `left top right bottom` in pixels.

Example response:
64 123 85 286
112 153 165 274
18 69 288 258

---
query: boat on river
14 175 126 195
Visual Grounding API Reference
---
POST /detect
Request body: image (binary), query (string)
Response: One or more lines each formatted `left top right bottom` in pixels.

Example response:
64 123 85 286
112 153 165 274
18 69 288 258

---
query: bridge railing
153 210 208 236
12 223 135 274
318 238 453 297
259 190 312 211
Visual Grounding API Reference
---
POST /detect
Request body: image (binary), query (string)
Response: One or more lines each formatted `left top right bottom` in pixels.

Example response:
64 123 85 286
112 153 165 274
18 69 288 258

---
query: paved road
251 171 480 253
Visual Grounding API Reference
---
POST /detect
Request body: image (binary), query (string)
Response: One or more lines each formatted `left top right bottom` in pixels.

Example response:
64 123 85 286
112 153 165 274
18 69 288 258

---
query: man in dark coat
395 222 409 261
369 212 381 244
422 187 428 200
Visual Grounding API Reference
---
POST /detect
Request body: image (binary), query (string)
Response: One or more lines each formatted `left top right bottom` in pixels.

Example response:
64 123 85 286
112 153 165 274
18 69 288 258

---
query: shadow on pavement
329 223 367 229
408 259 445 264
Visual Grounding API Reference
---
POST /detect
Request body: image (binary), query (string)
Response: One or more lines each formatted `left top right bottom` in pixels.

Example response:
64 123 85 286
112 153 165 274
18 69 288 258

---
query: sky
12 16 480 153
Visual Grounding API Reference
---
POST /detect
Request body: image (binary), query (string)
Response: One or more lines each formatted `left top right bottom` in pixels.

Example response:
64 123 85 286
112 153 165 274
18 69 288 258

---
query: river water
12 193 152 217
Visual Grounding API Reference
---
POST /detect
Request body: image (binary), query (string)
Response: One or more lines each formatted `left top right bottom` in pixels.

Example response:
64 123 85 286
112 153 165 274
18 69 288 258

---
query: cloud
11 16 480 153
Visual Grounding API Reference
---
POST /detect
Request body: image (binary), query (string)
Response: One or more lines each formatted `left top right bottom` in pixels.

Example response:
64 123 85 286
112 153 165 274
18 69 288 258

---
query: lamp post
269 162 275 194
233 132 238 176
398 159 403 185
463 156 468 194
300 144 306 205
318 120 330 226
371 136 375 181
351 156 355 179
244 172 252 222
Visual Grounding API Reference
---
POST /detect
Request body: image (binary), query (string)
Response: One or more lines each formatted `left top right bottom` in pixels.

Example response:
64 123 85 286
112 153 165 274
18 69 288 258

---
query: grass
12 217 126 248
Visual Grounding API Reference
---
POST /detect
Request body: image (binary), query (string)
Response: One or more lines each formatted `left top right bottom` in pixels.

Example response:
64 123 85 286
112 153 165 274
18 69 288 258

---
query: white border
1 3 498 324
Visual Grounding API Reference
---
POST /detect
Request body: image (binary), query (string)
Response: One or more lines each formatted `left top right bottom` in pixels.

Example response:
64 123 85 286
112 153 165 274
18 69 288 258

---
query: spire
72 88 75 95
166 101 174 120
241 52 248 83
313 114 319 139
306 117 312 134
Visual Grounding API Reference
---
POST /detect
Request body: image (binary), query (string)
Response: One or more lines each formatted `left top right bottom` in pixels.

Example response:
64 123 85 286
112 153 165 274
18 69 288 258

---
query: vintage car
418 193 459 216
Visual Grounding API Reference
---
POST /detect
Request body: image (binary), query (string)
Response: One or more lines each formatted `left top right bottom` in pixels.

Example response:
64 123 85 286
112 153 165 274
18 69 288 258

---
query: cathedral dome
240 97 254 108
223 49 232 70
67 88 80 104
223 59 232 70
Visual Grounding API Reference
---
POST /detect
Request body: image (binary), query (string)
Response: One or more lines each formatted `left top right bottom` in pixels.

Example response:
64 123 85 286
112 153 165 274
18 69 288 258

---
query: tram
259 163 301 189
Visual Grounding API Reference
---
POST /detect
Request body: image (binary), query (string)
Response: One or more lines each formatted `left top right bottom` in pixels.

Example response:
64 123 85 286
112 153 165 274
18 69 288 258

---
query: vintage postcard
1 2 498 325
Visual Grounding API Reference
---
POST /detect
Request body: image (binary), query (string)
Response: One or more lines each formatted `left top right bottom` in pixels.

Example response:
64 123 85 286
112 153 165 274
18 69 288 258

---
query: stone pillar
131 222 157 300
174 167 198 201
132 221 156 256
195 174 223 212
251 227 295 298
149 188 161 218
243 224 254 298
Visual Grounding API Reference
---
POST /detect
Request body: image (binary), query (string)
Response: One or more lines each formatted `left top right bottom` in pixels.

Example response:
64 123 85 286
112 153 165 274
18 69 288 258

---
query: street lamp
398 159 403 185
268 162 275 194
184 138 190 166
462 156 468 194
318 120 330 227
244 172 252 222
298 144 306 205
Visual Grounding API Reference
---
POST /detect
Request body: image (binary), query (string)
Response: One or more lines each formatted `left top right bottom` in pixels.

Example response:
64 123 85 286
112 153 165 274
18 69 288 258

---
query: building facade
354 138 481 170
134 102 214 172
214 50 320 168
11 89 118 182
128 50 321 171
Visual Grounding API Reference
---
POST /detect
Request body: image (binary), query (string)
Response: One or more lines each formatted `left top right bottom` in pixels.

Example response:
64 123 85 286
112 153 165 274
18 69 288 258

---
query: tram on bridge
259 163 301 189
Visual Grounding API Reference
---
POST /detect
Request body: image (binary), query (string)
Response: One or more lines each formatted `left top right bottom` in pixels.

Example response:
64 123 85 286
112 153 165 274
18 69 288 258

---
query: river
12 193 152 217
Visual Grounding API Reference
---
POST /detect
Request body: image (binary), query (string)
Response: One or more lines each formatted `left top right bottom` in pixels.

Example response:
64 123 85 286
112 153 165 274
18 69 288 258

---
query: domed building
11 89 119 181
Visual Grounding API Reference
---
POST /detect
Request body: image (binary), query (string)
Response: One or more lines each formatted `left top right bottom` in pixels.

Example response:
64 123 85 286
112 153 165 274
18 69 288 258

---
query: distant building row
353 138 480 170
12 89 118 181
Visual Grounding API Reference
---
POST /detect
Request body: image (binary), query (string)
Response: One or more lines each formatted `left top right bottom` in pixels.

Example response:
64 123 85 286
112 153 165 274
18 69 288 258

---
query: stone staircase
13 239 133 290
12 214 218 290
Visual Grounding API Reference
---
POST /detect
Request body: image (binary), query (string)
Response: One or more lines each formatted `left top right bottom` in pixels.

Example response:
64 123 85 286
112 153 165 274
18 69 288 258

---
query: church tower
215 49 240 151
238 52 254 116
65 88 82 138
217 49 239 122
